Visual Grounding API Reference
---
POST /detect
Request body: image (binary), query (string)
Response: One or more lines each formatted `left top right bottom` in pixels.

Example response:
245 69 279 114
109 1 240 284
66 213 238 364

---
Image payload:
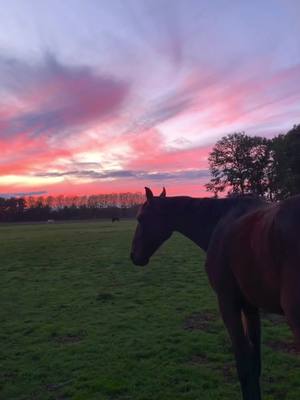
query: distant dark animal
130 186 300 400
112 217 120 222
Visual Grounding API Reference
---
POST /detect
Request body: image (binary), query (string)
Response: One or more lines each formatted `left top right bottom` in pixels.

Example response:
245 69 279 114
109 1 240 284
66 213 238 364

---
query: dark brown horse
130 187 300 400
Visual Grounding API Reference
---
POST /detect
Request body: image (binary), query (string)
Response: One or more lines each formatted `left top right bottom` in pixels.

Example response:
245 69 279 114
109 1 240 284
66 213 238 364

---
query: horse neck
165 197 236 252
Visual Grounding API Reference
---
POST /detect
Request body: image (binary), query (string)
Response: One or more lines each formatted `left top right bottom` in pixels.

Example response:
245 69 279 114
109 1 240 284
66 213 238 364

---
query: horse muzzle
130 252 149 266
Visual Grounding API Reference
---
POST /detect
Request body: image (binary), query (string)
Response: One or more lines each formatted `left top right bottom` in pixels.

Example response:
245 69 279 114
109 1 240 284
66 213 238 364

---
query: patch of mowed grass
1 220 300 400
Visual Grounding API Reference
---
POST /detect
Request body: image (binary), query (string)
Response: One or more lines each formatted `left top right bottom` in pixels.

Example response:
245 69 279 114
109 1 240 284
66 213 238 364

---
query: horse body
225 197 300 315
227 206 283 313
130 188 300 400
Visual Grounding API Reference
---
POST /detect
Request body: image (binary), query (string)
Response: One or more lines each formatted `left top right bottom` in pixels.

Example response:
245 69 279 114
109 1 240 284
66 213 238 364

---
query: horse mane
163 195 266 220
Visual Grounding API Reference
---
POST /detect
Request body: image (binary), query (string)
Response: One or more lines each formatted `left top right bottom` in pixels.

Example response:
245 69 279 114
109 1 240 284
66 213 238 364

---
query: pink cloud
188 63 300 131
0 134 72 174
125 129 210 171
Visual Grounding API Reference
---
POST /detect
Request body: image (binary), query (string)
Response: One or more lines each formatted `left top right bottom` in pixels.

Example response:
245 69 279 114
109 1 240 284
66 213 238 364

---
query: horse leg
218 294 261 400
242 304 261 397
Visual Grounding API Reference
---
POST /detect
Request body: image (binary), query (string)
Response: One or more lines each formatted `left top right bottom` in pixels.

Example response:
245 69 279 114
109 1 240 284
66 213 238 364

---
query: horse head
130 187 172 266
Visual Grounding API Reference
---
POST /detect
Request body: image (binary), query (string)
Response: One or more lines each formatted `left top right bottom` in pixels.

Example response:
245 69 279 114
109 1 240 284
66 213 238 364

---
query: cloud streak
0 53 130 138
35 168 209 181
0 191 47 198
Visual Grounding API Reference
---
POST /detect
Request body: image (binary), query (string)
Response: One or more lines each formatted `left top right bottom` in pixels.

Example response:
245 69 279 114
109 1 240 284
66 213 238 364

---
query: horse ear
159 187 166 198
145 187 154 201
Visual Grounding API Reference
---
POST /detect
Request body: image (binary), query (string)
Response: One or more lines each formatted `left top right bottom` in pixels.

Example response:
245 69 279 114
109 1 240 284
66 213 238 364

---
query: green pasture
1 220 300 400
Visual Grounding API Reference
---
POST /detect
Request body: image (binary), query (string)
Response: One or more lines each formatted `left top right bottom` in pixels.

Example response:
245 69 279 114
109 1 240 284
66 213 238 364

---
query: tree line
0 192 145 222
206 124 300 200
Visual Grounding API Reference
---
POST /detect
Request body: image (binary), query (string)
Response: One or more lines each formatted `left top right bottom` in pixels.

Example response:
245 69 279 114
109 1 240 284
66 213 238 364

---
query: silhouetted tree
206 132 272 198
270 125 300 199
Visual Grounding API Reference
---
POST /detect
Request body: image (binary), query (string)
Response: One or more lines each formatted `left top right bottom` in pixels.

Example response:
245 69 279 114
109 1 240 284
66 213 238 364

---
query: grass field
1 220 300 400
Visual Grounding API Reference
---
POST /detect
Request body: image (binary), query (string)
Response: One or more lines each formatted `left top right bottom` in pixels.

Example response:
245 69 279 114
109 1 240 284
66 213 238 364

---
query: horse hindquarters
280 261 300 344
275 196 300 342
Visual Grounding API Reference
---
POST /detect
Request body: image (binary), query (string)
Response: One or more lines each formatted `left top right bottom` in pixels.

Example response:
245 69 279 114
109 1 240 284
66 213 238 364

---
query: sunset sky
1 0 300 197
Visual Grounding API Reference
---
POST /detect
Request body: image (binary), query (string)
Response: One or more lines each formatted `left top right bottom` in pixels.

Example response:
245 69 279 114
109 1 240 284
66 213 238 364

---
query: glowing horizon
1 1 300 197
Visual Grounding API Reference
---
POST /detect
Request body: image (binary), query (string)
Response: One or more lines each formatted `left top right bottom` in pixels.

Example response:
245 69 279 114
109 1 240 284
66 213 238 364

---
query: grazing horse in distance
112 217 120 223
130 186 300 400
